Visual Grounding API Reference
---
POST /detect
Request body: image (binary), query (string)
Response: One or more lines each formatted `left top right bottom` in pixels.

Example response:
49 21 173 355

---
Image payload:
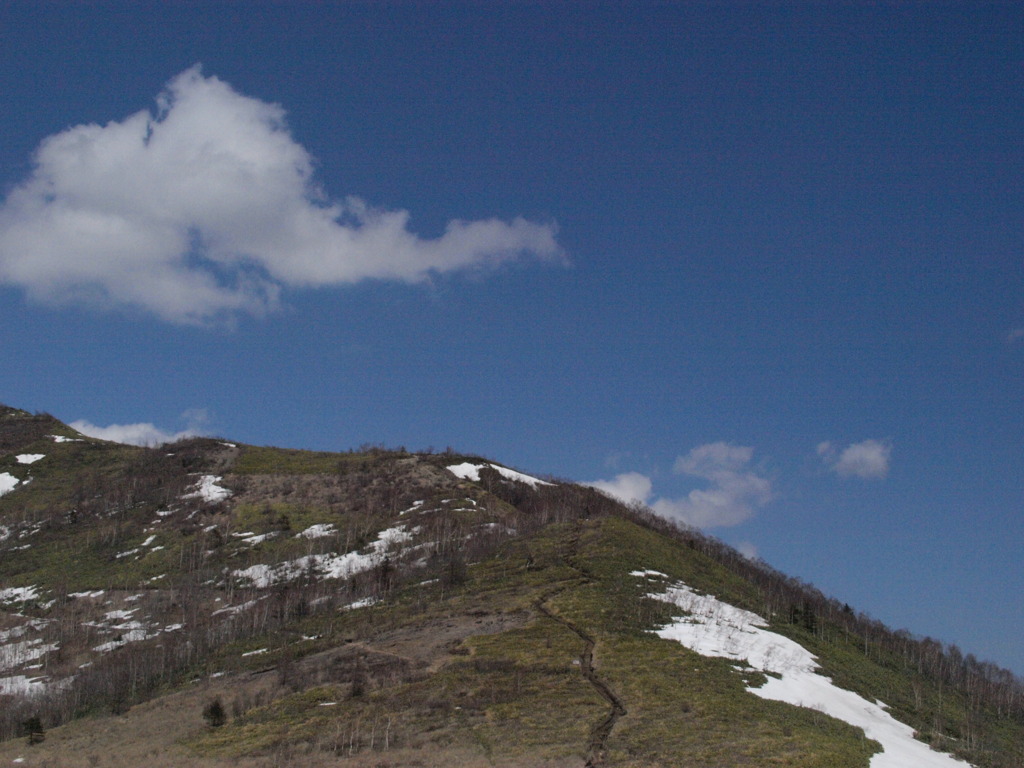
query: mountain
0 404 1021 767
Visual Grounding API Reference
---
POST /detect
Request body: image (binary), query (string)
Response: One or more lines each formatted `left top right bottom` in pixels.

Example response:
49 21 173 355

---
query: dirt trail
533 525 627 767
533 594 627 767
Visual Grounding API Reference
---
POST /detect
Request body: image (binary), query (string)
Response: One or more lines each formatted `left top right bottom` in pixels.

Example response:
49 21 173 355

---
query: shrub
22 715 45 745
202 697 227 728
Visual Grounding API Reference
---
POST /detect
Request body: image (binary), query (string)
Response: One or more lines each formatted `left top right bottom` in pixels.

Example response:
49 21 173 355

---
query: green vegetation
0 405 1021 767
186 517 883 766
232 445 372 475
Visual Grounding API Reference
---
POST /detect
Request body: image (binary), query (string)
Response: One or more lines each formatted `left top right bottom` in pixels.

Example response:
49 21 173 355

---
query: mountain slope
0 405 1021 767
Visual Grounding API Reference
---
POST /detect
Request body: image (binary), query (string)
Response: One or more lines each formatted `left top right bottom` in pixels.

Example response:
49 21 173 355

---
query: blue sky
1 2 1021 674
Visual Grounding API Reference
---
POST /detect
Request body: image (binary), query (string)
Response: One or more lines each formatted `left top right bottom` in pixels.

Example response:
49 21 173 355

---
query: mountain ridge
0 404 1021 767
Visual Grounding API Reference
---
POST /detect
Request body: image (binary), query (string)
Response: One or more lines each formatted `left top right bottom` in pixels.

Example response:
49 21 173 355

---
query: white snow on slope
342 596 378 611
297 523 336 539
93 632 149 653
630 569 669 579
447 462 552 488
233 525 414 588
212 598 262 617
15 454 44 464
0 675 48 696
0 586 39 603
0 639 58 672
104 609 137 621
0 473 19 497
233 531 278 546
643 577 973 768
184 475 231 503
400 500 425 515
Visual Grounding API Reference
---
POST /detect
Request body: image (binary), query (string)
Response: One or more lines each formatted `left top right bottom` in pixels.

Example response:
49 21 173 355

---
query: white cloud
586 442 771 529
70 420 192 446
820 438 892 479
71 409 209 447
737 541 759 560
0 66 562 324
585 471 653 506
672 442 755 478
653 442 771 528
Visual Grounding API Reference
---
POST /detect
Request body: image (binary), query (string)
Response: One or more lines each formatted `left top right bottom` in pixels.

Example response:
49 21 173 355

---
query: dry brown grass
0 669 581 768
0 677 243 768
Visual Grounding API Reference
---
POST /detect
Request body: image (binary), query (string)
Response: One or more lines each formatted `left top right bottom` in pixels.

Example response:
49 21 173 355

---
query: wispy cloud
586 442 771 529
818 439 891 479
653 443 772 528
1008 328 1024 343
736 541 759 560
585 471 652 506
0 66 561 325
71 409 210 446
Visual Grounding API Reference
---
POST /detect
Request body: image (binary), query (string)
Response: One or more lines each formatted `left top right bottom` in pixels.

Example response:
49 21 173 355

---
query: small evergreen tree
21 716 44 745
202 697 226 728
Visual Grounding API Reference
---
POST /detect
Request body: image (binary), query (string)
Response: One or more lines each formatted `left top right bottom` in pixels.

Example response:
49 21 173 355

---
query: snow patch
400 500 426 515
0 675 48 696
0 639 59 672
212 598 262 616
447 462 553 488
104 609 137 621
341 597 379 611
630 569 669 579
184 475 231 503
644 578 973 768
0 586 39 604
296 523 336 539
233 526 414 588
233 531 278 545
0 473 20 497
15 454 44 465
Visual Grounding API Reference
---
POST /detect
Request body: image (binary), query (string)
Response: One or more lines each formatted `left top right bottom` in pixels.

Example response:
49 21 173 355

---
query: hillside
0 404 1021 767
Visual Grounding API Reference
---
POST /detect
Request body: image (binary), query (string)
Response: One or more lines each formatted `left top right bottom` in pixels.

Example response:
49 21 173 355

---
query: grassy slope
179 516 878 768
1 412 1020 767
2 509 880 766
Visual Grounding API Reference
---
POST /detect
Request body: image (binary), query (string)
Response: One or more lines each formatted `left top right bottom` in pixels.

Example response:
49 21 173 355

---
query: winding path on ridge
533 525 627 767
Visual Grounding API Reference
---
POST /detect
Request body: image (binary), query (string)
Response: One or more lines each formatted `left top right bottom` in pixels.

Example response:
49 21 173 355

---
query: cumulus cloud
653 442 772 528
71 408 209 446
585 471 653 506
737 541 759 560
0 66 561 324
586 442 771 529
819 439 891 479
